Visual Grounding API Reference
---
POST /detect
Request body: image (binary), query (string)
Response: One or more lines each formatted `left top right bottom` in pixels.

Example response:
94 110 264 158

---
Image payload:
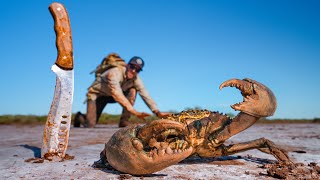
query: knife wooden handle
49 3 73 70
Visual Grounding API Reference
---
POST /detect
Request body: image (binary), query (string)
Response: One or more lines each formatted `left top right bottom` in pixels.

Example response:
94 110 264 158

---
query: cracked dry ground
1 123 319 179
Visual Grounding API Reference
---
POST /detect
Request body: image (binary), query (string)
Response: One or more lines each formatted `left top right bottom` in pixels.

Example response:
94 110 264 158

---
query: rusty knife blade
41 2 74 161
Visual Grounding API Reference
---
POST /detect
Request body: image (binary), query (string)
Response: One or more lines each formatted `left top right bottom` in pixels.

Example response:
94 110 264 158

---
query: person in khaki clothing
74 55 170 128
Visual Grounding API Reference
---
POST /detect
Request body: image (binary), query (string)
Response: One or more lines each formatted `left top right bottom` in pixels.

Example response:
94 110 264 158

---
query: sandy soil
0 123 319 179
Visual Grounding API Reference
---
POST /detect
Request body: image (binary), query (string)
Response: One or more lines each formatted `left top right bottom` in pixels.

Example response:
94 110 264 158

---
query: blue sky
0 0 319 119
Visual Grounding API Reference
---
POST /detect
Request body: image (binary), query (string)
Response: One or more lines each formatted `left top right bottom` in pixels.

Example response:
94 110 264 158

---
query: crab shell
105 123 193 175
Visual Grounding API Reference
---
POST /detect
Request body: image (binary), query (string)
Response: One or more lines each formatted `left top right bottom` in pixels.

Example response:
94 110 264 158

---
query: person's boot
118 120 130 128
73 111 85 127
119 112 133 127
119 110 131 128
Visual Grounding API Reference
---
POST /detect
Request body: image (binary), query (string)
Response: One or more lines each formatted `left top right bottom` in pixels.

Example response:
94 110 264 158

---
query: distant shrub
0 115 47 125
0 114 318 125
313 118 320 123
257 118 314 124
226 113 235 118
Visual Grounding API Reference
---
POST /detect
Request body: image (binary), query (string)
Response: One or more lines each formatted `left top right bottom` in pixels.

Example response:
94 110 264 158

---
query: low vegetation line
0 114 319 125
0 113 158 125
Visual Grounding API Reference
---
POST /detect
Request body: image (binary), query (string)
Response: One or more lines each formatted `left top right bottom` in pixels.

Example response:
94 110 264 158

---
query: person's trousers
85 88 137 127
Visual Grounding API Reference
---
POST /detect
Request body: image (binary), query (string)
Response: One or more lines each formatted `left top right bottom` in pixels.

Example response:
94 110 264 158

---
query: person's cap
128 56 144 70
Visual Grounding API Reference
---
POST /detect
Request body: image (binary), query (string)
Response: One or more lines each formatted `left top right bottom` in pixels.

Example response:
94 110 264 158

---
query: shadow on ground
19 144 41 158
180 155 276 165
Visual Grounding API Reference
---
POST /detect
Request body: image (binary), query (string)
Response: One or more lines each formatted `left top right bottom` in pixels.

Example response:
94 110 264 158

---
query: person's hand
157 112 172 118
153 110 172 119
135 112 151 120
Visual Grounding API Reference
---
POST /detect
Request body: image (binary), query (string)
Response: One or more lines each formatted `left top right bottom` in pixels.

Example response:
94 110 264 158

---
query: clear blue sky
1 0 319 119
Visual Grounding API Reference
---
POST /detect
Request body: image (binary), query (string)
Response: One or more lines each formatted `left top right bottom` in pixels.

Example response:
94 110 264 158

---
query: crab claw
105 120 193 175
219 78 277 117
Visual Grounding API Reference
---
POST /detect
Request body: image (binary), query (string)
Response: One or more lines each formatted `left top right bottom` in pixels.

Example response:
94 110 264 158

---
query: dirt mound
263 162 320 179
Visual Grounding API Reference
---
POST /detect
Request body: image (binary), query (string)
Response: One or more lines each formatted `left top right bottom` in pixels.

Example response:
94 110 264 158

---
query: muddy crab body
101 78 291 175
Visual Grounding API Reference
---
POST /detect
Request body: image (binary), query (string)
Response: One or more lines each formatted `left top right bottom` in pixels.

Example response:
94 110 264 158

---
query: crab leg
210 113 259 147
222 138 292 163
41 2 74 160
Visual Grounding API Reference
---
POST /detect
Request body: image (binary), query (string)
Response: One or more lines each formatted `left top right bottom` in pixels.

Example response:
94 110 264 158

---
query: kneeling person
74 55 169 128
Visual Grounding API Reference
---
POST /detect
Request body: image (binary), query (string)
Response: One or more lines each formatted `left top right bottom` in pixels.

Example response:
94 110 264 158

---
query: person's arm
105 70 150 119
